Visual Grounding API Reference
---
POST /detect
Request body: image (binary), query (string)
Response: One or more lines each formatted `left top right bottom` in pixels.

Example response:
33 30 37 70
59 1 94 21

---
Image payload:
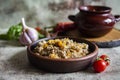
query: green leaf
0 23 22 40
0 34 9 40
38 33 45 39
7 23 22 40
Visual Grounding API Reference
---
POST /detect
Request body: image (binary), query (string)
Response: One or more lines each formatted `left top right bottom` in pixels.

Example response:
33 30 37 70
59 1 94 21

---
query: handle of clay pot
68 15 76 22
114 15 120 22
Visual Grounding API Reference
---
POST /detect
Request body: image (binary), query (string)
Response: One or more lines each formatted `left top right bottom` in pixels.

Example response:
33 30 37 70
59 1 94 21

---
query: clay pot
68 5 120 37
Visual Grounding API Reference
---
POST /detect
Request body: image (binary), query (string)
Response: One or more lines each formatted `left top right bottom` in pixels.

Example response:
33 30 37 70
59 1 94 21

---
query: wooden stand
64 29 120 48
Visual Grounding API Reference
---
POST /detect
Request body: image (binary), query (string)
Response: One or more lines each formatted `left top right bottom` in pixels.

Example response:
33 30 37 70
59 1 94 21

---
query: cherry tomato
54 22 76 32
100 54 110 66
93 59 107 73
100 54 109 60
35 27 41 32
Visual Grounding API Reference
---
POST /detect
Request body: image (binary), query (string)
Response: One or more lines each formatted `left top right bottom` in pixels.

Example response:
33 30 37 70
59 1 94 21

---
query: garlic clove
19 32 32 46
26 28 38 42
19 18 39 46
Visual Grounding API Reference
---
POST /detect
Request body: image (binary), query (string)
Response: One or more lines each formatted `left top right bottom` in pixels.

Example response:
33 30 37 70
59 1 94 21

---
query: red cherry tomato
100 54 109 60
100 54 110 66
54 22 76 32
93 59 107 73
35 27 41 32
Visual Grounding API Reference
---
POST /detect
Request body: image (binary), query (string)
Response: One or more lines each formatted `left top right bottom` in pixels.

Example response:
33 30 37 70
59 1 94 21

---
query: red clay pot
68 5 120 37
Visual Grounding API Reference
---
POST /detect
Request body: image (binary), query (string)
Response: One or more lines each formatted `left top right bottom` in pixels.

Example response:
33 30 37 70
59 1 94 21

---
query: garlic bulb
19 18 38 46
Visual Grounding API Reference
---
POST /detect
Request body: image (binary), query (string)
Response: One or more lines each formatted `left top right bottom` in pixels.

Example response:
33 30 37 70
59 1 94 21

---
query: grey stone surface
0 42 120 80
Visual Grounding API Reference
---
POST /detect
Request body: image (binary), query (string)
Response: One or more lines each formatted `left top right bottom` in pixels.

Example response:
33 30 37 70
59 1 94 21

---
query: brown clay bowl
27 36 98 73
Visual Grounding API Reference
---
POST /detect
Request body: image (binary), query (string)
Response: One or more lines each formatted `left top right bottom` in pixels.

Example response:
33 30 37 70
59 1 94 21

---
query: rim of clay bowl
27 37 98 62
79 5 111 13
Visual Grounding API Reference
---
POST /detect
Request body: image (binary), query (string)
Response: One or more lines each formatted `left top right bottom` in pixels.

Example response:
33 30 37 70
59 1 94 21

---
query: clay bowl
27 36 98 73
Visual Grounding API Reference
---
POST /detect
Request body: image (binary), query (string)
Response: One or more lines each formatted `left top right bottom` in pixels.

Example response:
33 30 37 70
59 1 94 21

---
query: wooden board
63 28 120 48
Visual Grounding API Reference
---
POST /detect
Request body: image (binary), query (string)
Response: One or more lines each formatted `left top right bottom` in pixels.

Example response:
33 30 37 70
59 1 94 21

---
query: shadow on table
82 67 96 74
7 49 49 75
0 40 22 47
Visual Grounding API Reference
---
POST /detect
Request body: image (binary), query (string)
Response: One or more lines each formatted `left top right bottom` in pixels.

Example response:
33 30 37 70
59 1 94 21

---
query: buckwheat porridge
33 38 89 59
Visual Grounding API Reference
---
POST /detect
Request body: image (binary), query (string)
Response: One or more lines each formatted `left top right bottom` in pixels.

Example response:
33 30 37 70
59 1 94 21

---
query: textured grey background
0 0 120 29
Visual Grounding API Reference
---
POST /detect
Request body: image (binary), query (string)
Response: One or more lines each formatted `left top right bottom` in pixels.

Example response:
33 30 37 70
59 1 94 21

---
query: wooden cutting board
62 28 120 48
